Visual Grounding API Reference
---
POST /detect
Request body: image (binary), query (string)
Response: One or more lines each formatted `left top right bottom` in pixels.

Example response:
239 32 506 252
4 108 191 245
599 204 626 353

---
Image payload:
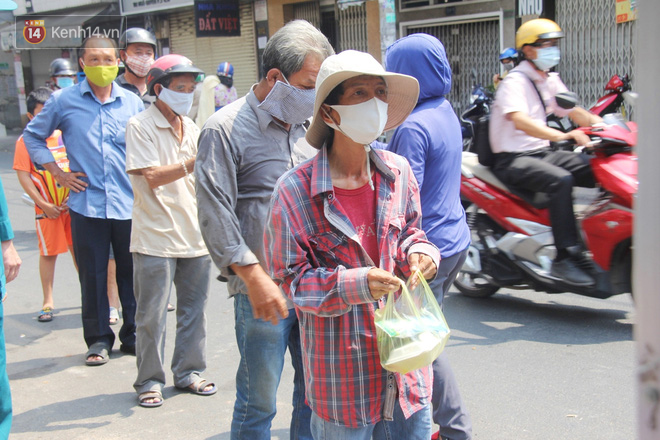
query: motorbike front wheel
453 272 499 298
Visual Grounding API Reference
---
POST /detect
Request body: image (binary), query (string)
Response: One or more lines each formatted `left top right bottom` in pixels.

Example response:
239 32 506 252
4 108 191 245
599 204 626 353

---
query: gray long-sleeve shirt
195 87 317 300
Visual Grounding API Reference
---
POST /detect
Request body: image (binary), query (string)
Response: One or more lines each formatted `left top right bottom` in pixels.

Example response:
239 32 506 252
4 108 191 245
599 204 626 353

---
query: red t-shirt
333 176 379 265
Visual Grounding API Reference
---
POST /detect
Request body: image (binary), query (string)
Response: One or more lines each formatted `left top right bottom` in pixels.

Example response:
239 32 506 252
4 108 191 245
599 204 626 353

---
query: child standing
13 87 76 322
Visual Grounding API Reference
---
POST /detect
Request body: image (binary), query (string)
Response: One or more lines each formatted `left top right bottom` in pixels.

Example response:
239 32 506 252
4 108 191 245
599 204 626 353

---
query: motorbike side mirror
555 92 579 110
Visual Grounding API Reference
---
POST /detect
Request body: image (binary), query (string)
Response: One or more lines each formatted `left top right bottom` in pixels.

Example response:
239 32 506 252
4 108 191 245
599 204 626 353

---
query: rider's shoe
551 258 594 286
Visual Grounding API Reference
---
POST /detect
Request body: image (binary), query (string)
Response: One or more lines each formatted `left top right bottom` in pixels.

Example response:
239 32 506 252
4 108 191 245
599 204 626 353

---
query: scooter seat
461 152 550 209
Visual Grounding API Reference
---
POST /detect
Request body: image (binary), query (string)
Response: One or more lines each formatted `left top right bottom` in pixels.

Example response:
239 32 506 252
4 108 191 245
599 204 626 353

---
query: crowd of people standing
0 14 591 440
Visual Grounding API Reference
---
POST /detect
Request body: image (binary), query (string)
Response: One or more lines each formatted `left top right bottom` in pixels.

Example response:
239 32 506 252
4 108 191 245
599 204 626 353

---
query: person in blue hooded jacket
385 34 472 440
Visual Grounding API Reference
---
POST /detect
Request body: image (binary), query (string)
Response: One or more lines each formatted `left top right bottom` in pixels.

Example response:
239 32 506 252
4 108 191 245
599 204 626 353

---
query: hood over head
385 33 451 103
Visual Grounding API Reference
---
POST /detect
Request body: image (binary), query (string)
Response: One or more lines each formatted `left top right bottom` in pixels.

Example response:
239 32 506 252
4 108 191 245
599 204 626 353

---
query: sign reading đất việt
194 0 240 37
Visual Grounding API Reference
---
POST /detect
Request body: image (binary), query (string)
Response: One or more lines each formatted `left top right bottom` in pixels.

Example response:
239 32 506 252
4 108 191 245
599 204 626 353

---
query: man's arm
569 106 603 127
23 96 88 192
128 158 196 189
508 111 591 146
195 126 288 324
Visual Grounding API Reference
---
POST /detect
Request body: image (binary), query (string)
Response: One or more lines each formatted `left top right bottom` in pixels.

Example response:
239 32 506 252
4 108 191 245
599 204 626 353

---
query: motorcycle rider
492 47 518 88
488 18 603 286
117 28 157 107
48 58 77 91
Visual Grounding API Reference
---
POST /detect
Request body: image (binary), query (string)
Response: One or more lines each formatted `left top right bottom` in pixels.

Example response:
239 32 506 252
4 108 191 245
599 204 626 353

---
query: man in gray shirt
195 20 333 439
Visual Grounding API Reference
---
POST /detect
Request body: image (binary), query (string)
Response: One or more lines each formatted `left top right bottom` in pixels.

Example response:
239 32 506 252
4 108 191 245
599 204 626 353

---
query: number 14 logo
23 20 45 44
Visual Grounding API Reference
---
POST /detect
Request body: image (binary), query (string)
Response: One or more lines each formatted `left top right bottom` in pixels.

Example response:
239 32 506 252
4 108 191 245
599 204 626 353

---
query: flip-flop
139 390 163 408
167 303 175 312
38 307 53 322
177 378 217 396
85 342 110 366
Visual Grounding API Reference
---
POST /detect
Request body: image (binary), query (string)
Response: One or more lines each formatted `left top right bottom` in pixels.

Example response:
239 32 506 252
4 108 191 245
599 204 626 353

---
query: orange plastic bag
374 270 450 374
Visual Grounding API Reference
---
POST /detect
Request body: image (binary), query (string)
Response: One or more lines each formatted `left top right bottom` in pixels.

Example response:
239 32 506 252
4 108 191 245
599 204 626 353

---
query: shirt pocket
309 231 347 268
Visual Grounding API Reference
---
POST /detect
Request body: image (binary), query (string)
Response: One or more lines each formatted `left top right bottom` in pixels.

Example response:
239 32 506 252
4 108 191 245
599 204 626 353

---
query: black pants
491 149 595 250
70 210 136 349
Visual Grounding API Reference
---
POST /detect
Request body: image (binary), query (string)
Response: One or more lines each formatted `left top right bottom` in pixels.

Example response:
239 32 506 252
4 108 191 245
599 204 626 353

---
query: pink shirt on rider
489 60 572 153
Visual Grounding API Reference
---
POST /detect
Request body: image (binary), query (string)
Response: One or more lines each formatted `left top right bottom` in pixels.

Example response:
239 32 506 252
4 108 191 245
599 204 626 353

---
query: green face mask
83 64 118 87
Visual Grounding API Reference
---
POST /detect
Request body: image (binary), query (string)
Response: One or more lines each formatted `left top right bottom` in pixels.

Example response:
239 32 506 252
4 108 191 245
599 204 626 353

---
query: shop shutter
403 18 500 115
169 2 258 98
556 0 636 115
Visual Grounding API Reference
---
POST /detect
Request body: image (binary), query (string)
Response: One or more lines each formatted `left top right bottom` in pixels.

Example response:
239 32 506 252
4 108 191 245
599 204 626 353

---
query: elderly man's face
285 54 322 90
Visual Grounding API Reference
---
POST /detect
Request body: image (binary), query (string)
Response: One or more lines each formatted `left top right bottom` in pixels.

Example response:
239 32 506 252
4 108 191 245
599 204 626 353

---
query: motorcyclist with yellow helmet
488 18 603 286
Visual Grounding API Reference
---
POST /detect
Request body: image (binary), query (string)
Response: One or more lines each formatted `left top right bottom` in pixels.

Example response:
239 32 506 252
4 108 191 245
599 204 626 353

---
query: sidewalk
0 149 297 439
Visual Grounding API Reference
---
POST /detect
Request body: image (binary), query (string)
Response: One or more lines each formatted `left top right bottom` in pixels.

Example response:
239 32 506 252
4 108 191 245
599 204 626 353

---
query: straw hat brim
306 70 420 149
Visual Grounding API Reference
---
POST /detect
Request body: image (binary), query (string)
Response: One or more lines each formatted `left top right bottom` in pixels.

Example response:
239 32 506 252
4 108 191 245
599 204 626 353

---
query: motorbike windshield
602 113 631 132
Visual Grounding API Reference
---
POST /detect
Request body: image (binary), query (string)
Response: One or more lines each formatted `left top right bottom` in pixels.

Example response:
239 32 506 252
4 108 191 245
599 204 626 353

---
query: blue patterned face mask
257 73 315 125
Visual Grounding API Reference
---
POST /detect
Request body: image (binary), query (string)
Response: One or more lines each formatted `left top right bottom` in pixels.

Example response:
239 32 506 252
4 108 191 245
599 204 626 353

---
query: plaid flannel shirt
265 146 439 427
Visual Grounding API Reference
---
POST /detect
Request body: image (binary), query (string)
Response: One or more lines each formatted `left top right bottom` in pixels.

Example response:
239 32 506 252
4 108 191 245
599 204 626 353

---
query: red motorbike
454 114 637 299
589 74 637 118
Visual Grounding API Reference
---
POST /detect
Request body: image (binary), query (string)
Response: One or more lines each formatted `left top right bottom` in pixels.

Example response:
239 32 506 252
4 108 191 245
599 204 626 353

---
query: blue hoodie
385 33 470 257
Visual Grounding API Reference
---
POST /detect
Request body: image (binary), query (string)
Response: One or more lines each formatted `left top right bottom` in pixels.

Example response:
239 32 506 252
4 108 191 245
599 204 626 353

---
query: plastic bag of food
374 270 450 374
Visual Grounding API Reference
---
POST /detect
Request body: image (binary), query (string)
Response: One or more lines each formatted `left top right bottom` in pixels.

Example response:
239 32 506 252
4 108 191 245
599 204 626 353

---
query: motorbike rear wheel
454 271 499 298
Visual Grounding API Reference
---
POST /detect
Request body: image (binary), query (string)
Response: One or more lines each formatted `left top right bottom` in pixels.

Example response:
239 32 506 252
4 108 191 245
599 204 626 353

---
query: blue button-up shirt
23 79 144 220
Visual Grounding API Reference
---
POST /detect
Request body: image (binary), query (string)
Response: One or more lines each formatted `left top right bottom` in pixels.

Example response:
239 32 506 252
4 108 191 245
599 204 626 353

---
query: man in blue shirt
24 36 144 366
386 34 473 440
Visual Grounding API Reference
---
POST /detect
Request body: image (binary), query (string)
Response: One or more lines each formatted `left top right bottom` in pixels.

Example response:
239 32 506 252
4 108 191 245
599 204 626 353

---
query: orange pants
36 211 72 256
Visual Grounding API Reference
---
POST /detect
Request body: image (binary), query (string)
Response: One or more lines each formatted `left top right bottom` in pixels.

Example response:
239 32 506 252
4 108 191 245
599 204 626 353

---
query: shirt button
386 194 392 200
328 194 333 200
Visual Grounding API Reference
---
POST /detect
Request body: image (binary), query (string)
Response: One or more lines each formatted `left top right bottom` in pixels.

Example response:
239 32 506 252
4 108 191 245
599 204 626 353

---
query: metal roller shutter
404 18 500 115
169 2 258 98
556 0 636 114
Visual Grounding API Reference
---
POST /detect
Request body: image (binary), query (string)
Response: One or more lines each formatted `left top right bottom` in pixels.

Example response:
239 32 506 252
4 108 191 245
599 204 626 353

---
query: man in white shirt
489 19 602 286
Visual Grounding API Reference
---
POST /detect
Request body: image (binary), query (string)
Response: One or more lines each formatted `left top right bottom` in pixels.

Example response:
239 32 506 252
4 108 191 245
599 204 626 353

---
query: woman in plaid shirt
265 50 440 439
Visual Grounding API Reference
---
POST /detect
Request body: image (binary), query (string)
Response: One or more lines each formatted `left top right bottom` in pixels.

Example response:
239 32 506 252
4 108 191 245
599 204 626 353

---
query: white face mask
158 87 194 116
325 97 389 145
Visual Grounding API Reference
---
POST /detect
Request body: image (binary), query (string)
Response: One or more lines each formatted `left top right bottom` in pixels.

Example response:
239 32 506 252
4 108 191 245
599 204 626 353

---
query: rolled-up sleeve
195 126 259 275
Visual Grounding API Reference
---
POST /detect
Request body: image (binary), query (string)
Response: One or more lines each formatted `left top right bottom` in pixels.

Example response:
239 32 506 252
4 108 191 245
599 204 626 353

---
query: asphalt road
0 141 635 439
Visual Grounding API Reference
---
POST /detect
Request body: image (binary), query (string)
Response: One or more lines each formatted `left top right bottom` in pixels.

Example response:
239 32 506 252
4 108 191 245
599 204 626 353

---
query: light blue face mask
257 73 315 125
55 76 75 89
533 46 561 71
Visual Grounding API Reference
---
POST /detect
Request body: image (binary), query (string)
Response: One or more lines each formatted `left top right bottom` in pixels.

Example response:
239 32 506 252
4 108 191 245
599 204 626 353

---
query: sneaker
551 258 594 286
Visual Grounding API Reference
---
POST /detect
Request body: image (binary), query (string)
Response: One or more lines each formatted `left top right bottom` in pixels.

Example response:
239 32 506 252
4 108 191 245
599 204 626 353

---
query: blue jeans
231 293 312 440
427 248 472 440
310 401 432 440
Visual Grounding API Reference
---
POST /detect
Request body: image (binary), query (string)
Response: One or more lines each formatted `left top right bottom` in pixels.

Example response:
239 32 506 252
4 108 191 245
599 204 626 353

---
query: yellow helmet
516 18 564 50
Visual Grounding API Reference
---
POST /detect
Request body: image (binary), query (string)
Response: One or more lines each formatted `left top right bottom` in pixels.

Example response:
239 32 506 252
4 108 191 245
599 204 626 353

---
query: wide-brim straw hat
306 50 420 149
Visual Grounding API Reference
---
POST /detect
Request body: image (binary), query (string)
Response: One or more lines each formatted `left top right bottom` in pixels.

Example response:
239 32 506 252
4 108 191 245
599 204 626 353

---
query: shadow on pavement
5 306 83 346
444 289 633 347
11 393 137 434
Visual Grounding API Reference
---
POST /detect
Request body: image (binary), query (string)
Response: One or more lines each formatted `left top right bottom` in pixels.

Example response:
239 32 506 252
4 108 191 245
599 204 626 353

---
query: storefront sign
616 0 637 24
195 0 240 37
121 0 193 16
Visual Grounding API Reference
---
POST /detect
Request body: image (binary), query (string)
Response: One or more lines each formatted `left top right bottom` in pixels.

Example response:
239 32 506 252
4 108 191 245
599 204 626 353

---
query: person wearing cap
23 35 144 366
125 54 214 408
385 34 472 440
194 61 238 128
195 19 333 439
264 49 439 438
117 28 157 108
48 58 77 91
489 18 603 286
492 47 518 88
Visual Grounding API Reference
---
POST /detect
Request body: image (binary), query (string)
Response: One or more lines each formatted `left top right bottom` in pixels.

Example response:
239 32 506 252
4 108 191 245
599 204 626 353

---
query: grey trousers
428 248 473 440
132 253 212 395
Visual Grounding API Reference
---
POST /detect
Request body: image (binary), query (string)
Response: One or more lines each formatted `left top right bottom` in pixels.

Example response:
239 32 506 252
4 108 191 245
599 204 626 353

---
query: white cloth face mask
326 97 389 145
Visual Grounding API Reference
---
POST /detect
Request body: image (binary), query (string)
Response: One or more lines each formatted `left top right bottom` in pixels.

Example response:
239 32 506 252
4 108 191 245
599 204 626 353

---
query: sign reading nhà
195 0 240 37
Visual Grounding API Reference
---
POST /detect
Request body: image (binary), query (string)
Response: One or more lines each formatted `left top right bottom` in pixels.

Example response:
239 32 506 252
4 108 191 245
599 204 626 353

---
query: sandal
167 303 175 312
109 307 119 325
176 378 217 396
139 390 163 408
38 307 53 322
85 342 110 366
